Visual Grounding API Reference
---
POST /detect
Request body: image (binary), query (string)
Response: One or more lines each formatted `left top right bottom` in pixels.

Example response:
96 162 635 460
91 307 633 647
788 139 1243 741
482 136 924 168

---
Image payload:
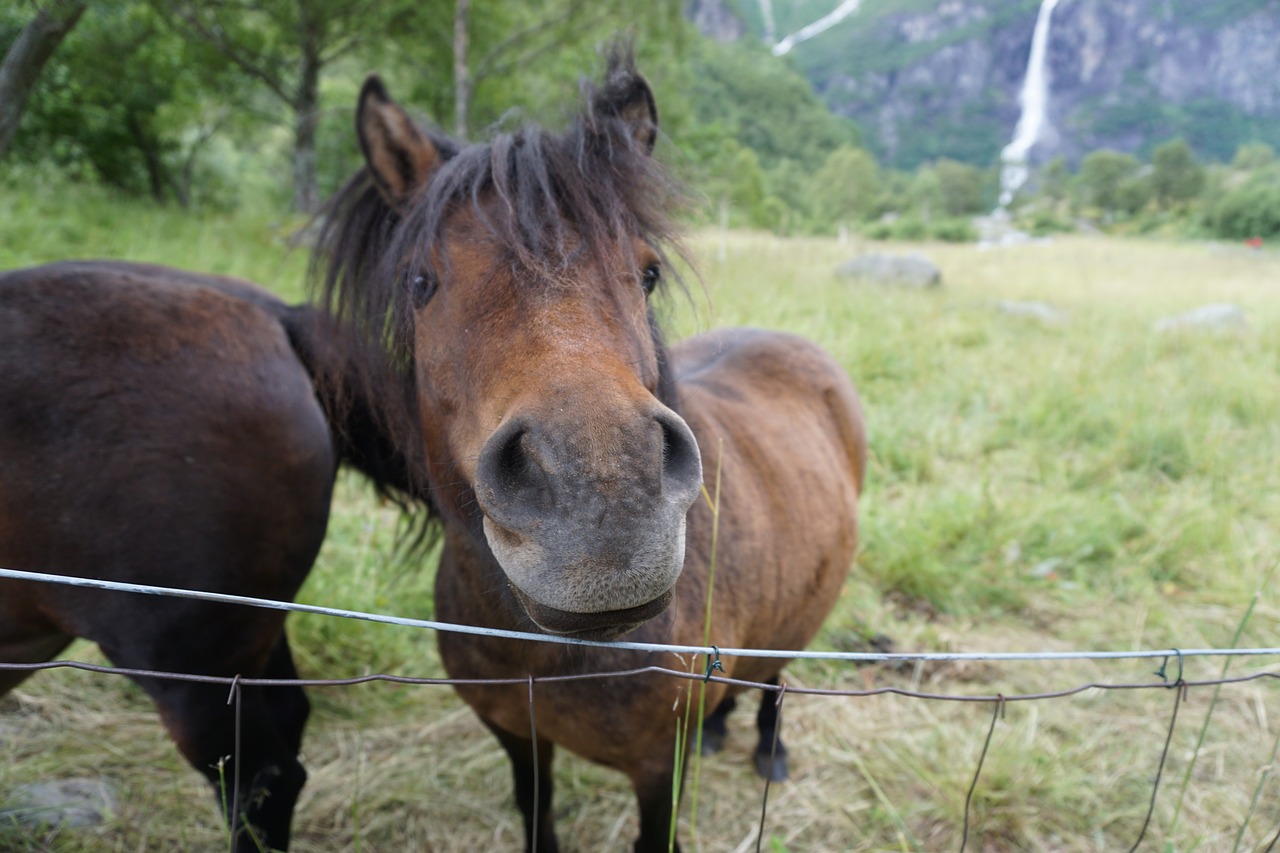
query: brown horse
315 48 866 852
0 260 415 851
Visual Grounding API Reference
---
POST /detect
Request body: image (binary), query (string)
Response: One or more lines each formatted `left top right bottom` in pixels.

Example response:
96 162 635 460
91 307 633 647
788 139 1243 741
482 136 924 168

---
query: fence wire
5 565 1280 665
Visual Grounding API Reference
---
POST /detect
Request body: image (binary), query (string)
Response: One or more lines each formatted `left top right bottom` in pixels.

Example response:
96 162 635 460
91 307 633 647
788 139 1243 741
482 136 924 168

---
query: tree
1114 172 1153 215
1232 142 1275 171
810 144 880 225
0 0 88 158
1076 150 1142 213
7 2 246 205
154 0 417 211
1210 169 1280 239
1039 155 1071 202
906 165 941 219
1150 138 1204 209
418 0 684 140
933 158 987 216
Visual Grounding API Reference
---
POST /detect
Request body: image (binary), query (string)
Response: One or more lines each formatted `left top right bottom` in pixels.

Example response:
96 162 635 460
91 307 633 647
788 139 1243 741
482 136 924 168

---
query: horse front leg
631 754 682 853
483 720 560 853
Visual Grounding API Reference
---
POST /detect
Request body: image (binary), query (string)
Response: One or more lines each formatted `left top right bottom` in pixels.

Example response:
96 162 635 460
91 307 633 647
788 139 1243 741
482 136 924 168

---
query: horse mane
308 47 690 512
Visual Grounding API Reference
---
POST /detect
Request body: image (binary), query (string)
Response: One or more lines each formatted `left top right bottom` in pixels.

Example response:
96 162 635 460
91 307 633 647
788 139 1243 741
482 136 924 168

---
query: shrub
929 217 977 242
1209 170 1280 239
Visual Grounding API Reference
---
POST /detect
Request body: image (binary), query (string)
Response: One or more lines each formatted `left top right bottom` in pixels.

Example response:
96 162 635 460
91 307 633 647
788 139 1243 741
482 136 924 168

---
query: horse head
347 52 702 639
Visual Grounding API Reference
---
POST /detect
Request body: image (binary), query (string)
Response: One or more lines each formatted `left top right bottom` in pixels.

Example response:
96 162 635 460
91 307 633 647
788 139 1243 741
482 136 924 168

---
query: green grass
4 182 1280 849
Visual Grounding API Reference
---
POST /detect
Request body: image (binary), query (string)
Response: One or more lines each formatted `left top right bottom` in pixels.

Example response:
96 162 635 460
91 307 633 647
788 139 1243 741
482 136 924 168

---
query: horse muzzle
473 400 702 635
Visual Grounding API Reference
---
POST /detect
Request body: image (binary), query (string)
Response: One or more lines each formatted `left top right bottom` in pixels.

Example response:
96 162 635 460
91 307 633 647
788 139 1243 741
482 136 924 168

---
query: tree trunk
453 0 470 140
0 0 89 158
125 112 170 204
291 19 321 213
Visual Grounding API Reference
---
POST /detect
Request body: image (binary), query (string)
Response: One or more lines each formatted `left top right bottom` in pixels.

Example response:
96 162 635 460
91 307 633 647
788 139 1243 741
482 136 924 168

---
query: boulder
1154 303 1247 333
2 778 119 829
836 252 942 288
995 300 1067 323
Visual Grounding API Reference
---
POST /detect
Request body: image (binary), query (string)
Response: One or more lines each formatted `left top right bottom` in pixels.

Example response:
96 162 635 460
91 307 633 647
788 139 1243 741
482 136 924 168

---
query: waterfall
758 0 776 45
772 0 864 57
998 0 1062 207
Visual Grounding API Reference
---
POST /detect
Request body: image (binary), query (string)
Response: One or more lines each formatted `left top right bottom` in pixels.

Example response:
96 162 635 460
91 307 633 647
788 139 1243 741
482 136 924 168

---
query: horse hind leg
483 720 560 853
752 676 789 782
262 634 310 758
138 675 307 853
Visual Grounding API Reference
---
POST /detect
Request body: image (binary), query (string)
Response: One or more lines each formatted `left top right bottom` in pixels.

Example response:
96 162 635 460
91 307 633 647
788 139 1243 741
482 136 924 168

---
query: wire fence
3 564 1280 850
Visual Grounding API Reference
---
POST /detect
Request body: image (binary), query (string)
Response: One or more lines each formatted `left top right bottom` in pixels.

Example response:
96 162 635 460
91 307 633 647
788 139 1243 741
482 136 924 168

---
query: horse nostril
656 410 703 500
494 426 528 485
476 419 553 524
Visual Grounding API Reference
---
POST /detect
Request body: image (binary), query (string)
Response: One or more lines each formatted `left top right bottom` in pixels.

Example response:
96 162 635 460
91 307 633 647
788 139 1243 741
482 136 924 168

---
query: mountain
692 0 1280 170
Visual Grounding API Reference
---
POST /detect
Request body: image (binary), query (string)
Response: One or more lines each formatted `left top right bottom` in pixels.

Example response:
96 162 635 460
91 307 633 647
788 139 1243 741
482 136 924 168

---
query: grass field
3 182 1280 850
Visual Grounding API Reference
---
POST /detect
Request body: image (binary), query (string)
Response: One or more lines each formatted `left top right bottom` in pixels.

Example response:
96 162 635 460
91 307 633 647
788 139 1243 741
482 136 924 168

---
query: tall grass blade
687 439 724 849
1171 558 1278 838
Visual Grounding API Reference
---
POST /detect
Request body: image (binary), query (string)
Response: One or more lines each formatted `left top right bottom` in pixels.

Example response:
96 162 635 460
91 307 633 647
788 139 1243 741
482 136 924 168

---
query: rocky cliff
696 0 1280 169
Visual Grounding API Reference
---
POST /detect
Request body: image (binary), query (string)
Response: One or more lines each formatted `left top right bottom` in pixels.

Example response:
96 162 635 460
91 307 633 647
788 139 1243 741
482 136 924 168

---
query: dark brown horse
0 260 414 851
316 49 866 852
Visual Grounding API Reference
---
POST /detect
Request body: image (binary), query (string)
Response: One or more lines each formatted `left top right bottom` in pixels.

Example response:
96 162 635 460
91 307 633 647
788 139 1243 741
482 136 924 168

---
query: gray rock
1154 303 1247 333
836 252 942 288
996 300 1067 323
2 778 119 829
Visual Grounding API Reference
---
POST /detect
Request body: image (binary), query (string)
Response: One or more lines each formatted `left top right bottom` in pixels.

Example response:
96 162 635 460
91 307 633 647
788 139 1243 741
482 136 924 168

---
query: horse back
669 328 866 680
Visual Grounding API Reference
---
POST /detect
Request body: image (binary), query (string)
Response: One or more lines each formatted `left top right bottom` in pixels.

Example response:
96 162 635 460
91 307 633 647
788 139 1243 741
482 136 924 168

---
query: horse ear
595 65 659 155
357 74 439 210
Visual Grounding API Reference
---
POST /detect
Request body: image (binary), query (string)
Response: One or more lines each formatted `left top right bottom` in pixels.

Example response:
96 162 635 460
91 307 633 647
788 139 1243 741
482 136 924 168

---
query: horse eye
410 272 438 308
641 263 661 295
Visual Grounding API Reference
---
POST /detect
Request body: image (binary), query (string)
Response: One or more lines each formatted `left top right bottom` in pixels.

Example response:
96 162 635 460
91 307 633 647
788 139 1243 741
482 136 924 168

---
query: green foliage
928 216 978 242
810 144 880 224
1208 166 1280 239
3 3 244 206
1114 172 1154 215
8 0 1273 242
1076 149 1142 213
864 214 975 242
1151 138 1205 209
683 36 861 174
1233 142 1276 170
1039 155 1071 201
1022 205 1075 236
933 158 989 216
1082 91 1280 165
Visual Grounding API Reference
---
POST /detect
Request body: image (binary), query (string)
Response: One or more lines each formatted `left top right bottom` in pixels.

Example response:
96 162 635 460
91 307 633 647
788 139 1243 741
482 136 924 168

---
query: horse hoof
753 751 788 782
699 729 726 755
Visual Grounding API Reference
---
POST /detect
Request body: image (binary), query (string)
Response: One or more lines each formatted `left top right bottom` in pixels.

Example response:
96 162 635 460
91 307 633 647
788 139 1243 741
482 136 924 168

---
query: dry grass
4 226 1280 850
